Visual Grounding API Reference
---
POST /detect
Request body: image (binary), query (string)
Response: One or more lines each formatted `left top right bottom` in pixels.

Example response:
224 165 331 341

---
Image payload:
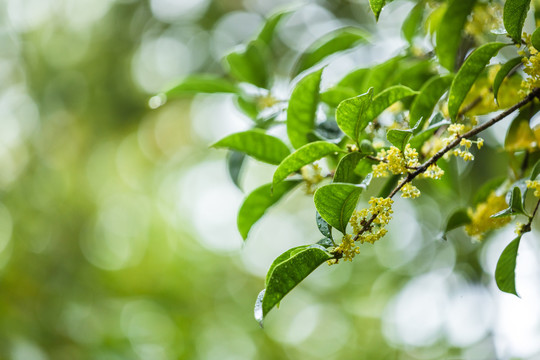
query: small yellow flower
448 124 465 135
401 182 421 198
477 138 484 149
302 163 324 194
465 191 511 240
526 180 540 197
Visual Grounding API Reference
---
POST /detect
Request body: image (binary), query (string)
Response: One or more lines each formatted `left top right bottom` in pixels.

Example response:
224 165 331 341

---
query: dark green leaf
238 181 301 240
336 88 374 144
409 74 453 129
387 129 413 152
287 69 323 149
364 85 418 124
316 211 333 240
225 40 269 88
503 0 531 44
257 10 291 45
472 177 506 205
493 57 523 103
495 236 521 296
293 27 368 76
402 1 425 44
212 130 290 165
164 75 239 97
273 141 344 186
378 175 400 198
530 158 540 180
316 237 334 248
369 0 387 21
255 245 332 324
436 0 477 71
448 42 508 121
314 183 364 233
532 27 540 51
441 208 471 240
359 139 376 155
334 152 365 183
491 186 528 217
227 151 246 189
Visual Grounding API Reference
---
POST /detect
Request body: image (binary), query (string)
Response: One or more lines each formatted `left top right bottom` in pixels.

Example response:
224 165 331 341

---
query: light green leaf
257 10 291 45
293 27 368 76
255 245 332 325
287 69 323 149
402 1 425 44
316 211 333 240
320 87 357 108
336 88 374 144
273 141 344 186
369 0 387 21
333 152 365 183
409 74 453 129
238 181 301 240
164 75 239 97
441 208 471 240
314 183 364 233
495 236 521 296
493 57 523 103
448 42 508 121
436 0 477 71
532 27 540 51
491 186 528 218
364 85 418 123
212 130 290 165
225 40 269 88
503 0 531 44
387 129 413 152
409 116 451 150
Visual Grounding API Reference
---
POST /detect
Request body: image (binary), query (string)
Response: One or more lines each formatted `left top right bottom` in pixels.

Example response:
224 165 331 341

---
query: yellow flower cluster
372 144 420 177
465 191 512 240
401 182 421 198
465 3 502 38
301 163 324 194
332 234 359 262
453 138 475 161
520 33 540 94
515 222 527 236
526 180 540 197
349 197 393 245
420 164 445 180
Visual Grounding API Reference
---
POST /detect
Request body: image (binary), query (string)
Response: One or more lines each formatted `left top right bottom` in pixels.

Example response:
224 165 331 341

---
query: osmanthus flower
372 144 420 177
465 191 512 240
520 33 540 94
301 163 324 194
526 180 540 197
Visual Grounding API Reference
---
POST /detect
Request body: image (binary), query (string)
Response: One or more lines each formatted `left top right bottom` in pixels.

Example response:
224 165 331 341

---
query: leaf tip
254 289 266 327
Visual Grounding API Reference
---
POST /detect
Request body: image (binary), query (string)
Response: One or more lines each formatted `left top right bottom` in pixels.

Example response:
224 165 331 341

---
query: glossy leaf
336 88 374 144
503 0 531 44
495 236 521 296
257 10 291 45
493 57 523 103
287 69 323 149
409 74 453 129
227 151 246 189
320 87 357 108
334 152 365 183
314 183 364 233
293 27 368 76
441 208 471 240
448 42 507 121
212 130 290 165
273 141 344 186
436 0 477 71
164 75 239 97
532 27 540 51
530 158 540 181
409 114 450 149
491 186 528 218
225 40 269 88
472 178 506 205
364 85 418 124
238 181 301 240
255 245 332 324
316 211 333 240
387 129 413 152
369 0 386 21
402 1 425 44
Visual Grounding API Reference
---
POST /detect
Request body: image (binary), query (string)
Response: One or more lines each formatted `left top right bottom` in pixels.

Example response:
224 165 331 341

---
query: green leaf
225 40 269 88
503 0 531 44
436 0 477 71
257 10 291 45
441 208 471 240
472 177 506 205
316 237 334 248
212 130 290 165
337 68 370 91
336 88 374 144
364 85 418 123
293 27 368 76
361 57 401 94
238 181 301 240
409 114 450 149
255 245 332 324
409 74 453 129
355 158 376 178
273 141 344 186
334 152 365 183
491 186 528 218
495 236 521 296
493 57 523 103
287 69 323 149
387 129 413 152
448 42 508 121
227 151 246 189
377 175 400 198
314 183 364 233
532 26 540 51
316 211 333 240
530 158 540 180
164 75 239 97
320 87 357 108
369 0 387 21
402 1 425 44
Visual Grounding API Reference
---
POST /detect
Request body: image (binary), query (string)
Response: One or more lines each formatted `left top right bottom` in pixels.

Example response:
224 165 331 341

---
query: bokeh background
1 0 540 359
